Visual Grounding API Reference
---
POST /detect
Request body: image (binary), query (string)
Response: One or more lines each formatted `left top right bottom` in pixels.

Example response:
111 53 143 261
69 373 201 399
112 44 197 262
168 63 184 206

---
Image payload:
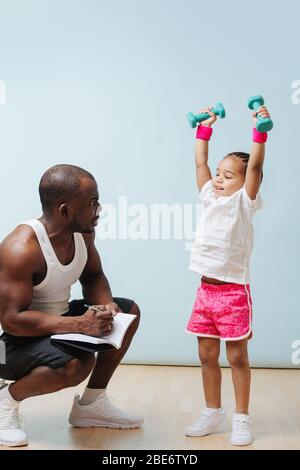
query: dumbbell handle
251 99 264 111
193 106 223 122
248 95 273 132
187 102 226 128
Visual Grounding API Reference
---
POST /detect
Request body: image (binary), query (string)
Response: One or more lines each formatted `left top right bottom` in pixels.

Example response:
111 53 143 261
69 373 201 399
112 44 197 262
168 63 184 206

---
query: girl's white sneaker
185 407 228 437
230 413 253 446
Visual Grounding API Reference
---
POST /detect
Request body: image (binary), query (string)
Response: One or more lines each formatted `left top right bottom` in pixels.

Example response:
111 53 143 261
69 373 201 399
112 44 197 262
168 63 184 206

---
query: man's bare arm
0 239 112 337
80 232 115 306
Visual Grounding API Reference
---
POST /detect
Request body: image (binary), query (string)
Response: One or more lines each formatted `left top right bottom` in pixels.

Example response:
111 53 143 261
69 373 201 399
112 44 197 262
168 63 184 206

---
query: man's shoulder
0 224 42 270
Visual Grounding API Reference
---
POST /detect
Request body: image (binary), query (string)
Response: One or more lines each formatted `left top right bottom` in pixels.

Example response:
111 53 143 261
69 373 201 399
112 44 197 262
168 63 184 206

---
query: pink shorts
186 281 252 341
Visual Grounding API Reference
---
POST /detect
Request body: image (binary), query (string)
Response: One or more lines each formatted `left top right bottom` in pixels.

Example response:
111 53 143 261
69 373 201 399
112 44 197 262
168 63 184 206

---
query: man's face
68 177 102 233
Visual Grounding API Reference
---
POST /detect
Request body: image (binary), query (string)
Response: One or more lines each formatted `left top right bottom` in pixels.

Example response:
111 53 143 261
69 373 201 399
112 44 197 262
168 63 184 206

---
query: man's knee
129 302 141 328
62 355 95 387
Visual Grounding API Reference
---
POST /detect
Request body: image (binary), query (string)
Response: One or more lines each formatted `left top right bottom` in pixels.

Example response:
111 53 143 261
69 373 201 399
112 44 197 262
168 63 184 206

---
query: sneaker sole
185 419 228 437
0 439 28 447
230 437 253 446
68 418 143 429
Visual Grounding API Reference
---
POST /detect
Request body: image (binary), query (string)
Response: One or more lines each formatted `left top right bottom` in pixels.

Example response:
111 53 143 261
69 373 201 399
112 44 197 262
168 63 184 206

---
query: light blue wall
0 0 299 367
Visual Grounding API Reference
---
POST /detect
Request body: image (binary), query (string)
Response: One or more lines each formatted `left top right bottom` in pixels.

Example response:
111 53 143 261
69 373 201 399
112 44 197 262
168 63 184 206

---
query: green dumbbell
248 95 273 132
187 103 226 128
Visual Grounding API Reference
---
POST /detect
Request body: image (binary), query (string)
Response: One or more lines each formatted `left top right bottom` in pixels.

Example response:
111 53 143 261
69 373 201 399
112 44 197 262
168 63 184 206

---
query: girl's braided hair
225 152 263 182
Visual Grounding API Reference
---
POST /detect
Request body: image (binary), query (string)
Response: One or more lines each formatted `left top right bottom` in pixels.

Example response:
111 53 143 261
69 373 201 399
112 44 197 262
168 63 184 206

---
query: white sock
79 387 106 405
206 406 224 413
0 384 20 403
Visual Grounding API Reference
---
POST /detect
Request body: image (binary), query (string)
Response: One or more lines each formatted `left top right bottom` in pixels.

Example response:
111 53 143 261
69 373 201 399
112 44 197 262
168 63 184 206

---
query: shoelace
94 395 120 414
194 411 215 426
233 418 250 434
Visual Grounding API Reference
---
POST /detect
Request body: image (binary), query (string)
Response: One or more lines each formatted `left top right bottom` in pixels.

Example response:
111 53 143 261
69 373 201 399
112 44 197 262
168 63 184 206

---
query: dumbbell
187 103 226 128
248 95 273 132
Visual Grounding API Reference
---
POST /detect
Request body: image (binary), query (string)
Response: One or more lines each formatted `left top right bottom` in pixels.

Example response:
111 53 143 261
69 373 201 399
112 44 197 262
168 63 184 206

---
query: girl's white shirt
189 179 263 284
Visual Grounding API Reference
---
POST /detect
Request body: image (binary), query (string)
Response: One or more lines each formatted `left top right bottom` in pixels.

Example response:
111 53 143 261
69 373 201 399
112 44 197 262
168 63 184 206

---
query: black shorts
0 297 134 381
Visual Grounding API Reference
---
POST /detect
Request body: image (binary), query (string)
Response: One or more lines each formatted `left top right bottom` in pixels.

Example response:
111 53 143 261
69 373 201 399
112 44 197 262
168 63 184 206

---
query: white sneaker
185 407 228 437
68 392 144 429
0 395 28 447
231 413 253 446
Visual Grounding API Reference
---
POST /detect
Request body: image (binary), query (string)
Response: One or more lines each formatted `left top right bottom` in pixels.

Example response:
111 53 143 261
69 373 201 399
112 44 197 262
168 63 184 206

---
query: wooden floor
1 365 300 450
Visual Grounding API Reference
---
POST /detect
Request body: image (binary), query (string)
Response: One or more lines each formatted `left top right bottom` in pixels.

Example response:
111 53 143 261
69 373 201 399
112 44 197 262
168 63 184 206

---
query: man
0 164 143 447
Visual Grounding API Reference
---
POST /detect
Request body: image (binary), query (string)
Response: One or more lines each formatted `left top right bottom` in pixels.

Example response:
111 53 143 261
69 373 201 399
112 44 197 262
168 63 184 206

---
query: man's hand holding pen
78 303 119 337
102 302 121 315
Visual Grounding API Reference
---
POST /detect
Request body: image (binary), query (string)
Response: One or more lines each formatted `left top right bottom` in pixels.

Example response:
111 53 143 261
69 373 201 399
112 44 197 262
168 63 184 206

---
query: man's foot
230 413 253 446
0 388 28 447
68 392 144 429
185 407 228 437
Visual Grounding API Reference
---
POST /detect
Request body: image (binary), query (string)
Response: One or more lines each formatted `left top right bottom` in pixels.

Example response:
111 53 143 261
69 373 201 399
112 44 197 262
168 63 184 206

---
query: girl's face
213 157 245 198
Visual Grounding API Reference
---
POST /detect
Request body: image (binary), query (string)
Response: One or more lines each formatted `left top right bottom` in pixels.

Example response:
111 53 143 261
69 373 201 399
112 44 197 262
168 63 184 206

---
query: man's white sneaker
230 413 253 446
68 393 144 429
185 407 228 437
0 397 28 447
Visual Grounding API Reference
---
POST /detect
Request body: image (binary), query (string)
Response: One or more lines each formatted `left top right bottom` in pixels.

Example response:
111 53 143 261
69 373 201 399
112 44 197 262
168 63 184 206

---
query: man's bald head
39 164 95 214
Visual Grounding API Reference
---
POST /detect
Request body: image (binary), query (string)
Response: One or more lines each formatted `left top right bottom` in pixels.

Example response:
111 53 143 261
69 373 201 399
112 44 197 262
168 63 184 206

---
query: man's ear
59 203 69 218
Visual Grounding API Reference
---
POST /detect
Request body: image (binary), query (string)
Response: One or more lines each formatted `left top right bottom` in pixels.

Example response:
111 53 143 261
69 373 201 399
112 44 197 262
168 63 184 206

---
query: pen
84 304 117 315
84 304 105 312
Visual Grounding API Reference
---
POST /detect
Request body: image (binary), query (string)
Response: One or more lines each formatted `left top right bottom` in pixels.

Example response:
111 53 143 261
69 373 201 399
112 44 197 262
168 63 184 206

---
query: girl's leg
185 337 227 437
226 339 250 414
198 337 221 408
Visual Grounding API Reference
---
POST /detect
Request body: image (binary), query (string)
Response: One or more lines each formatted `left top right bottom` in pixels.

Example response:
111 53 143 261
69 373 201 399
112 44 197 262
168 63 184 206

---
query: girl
185 104 271 446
